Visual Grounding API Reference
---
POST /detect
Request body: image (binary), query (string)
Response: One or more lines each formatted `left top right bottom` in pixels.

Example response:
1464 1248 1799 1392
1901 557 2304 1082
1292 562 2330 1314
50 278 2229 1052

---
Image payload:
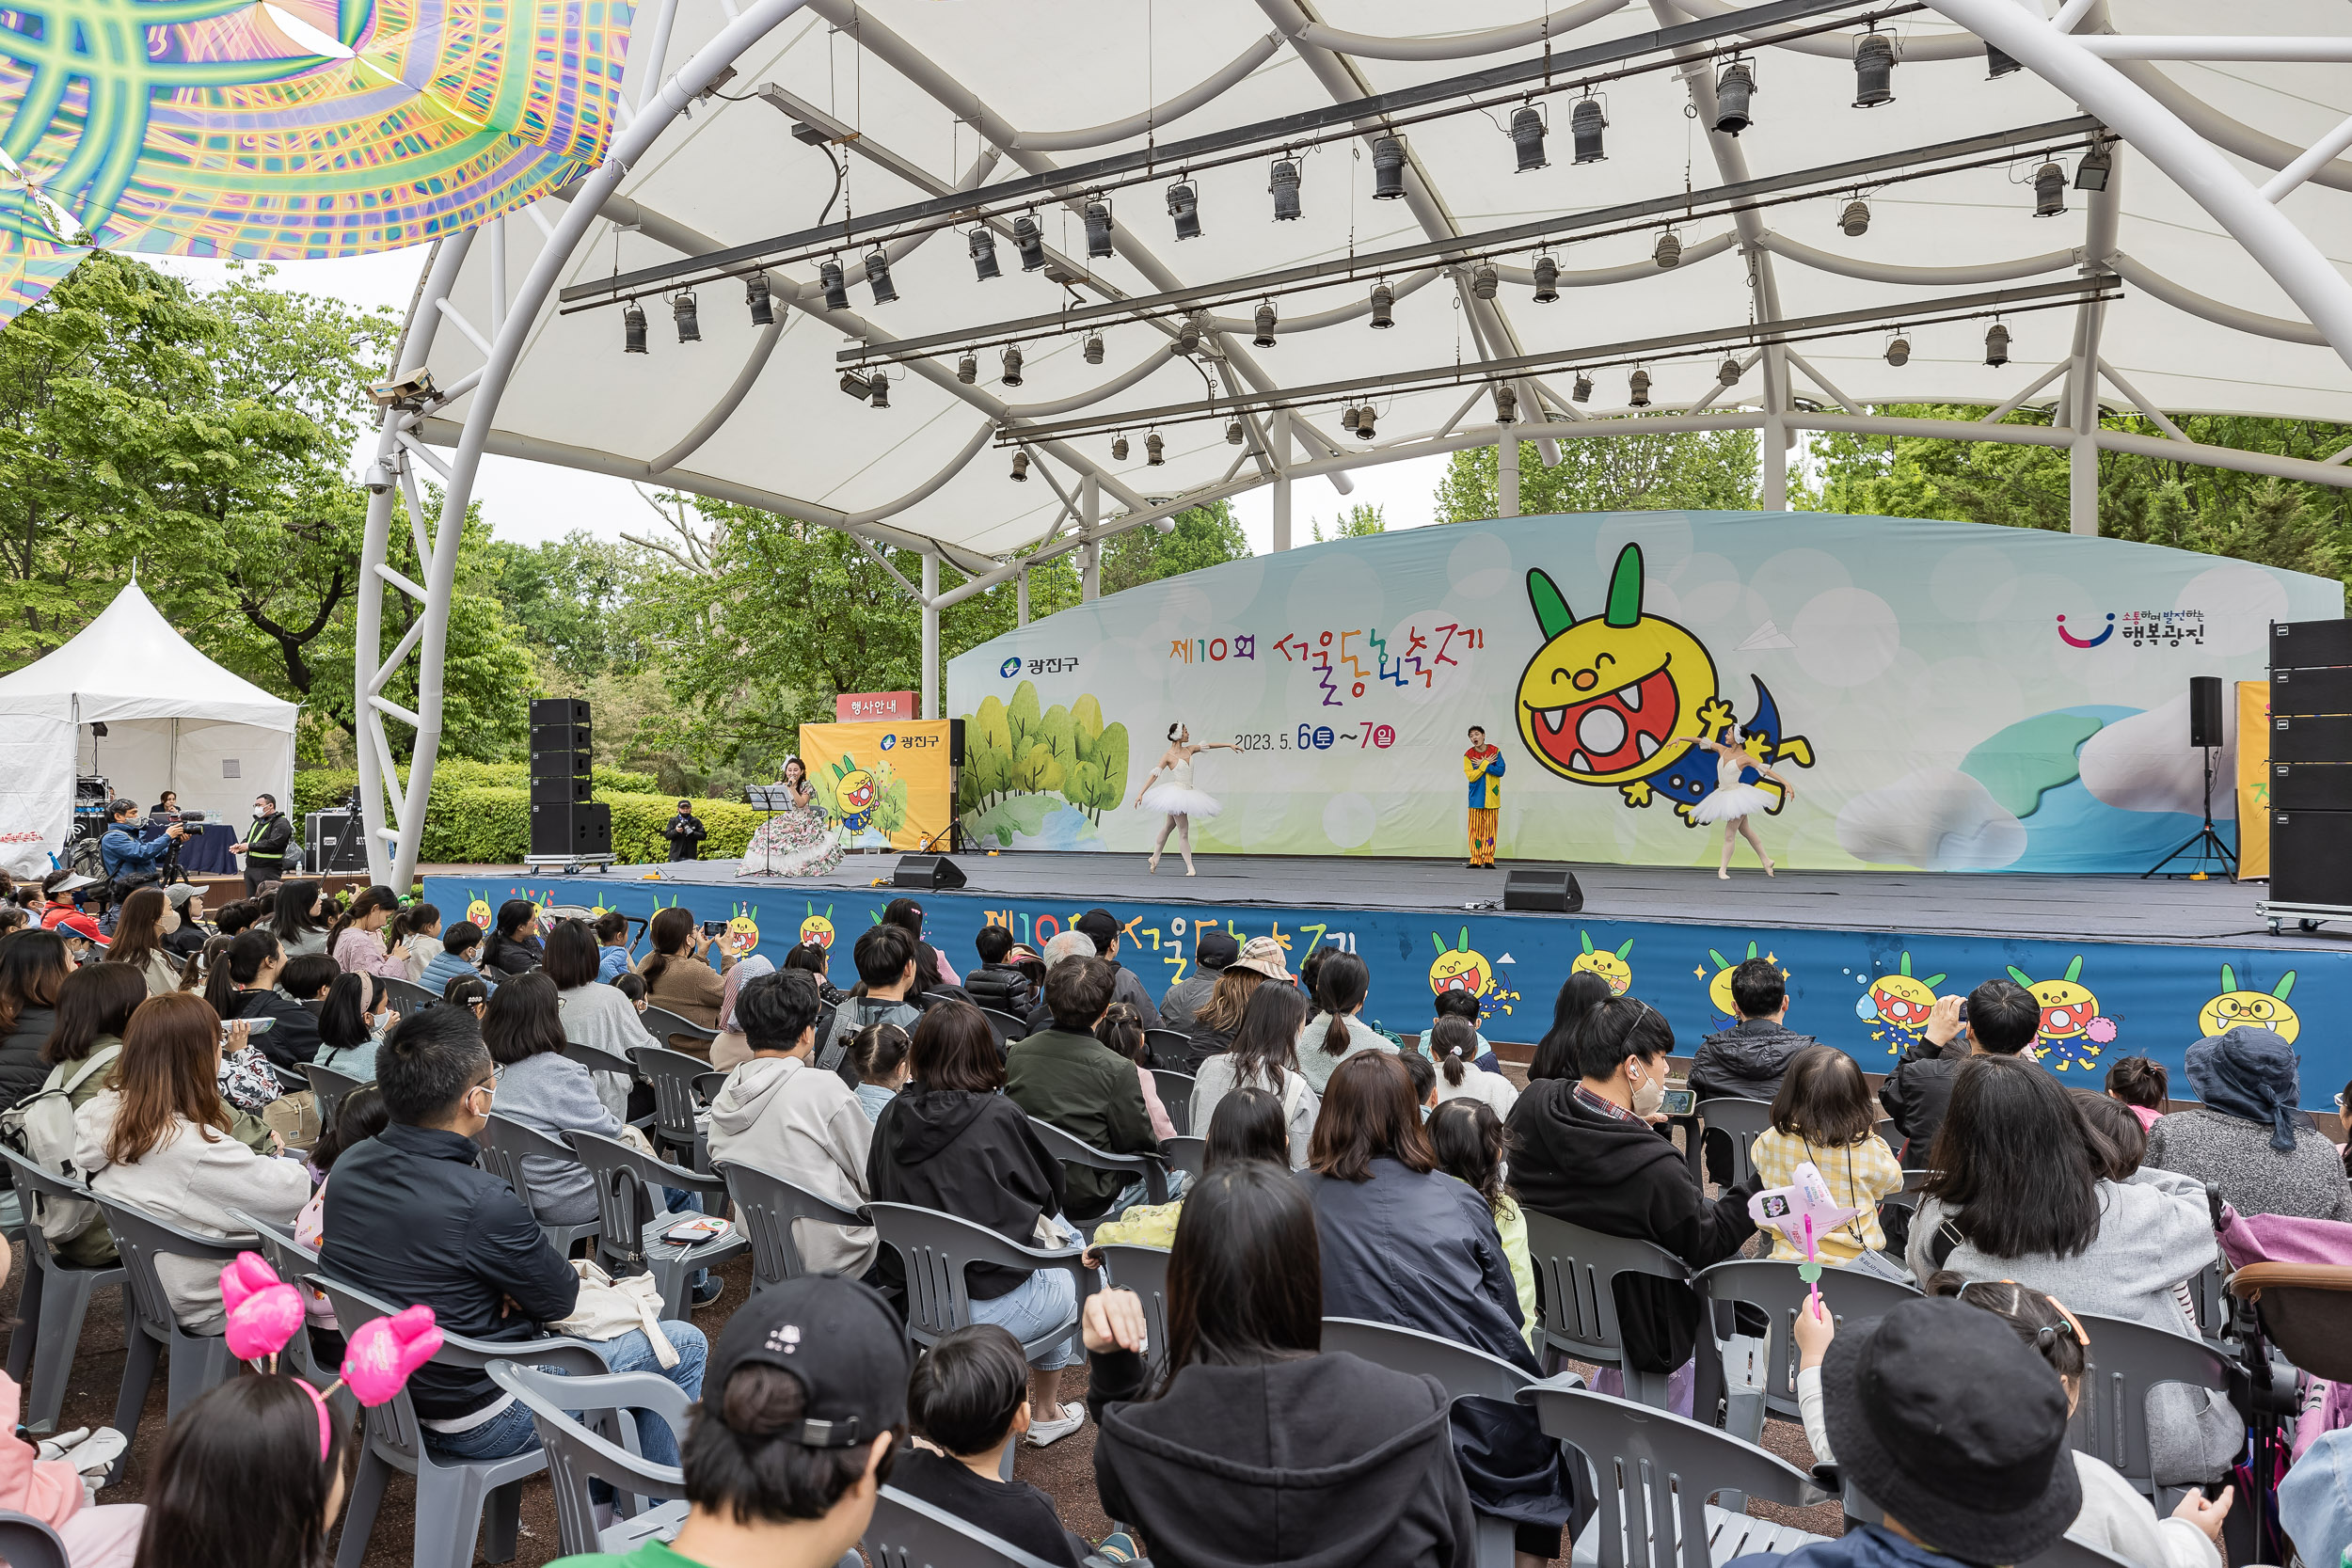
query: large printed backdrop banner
947 512 2342 873
794 721 956 852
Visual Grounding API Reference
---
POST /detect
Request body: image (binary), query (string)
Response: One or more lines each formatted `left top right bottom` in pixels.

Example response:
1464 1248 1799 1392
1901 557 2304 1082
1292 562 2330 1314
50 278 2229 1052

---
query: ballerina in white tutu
1689 726 1793 879
1135 721 1233 876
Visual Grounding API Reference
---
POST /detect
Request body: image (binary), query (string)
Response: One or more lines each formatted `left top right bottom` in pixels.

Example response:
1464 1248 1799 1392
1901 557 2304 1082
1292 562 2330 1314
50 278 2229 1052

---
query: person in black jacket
480 898 545 975
201 928 321 1093
1507 994 1759 1418
1082 1159 1479 1568
0 928 70 1107
1688 957 1819 1182
320 1004 707 1462
1879 977 2042 1164
961 925 1037 1019
665 800 707 862
229 793 294 897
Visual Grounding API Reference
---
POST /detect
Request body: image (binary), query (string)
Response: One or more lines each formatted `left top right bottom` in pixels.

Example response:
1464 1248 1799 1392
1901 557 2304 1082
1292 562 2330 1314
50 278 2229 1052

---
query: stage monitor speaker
2273 619 2352 670
1502 867 1583 913
2271 810 2352 906
530 801 611 859
2188 676 2224 749
2271 667 2352 717
948 718 965 767
2273 715 2352 763
2270 764 2352 811
529 774 594 806
530 697 591 727
891 854 966 890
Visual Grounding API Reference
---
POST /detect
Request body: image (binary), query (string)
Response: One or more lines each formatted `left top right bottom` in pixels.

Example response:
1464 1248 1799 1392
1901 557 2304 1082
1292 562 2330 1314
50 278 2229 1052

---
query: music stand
2143 743 2238 879
743 785 797 876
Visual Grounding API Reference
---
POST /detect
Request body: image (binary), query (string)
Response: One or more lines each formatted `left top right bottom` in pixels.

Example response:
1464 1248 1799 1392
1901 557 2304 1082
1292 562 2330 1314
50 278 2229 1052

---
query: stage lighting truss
555 0 1945 316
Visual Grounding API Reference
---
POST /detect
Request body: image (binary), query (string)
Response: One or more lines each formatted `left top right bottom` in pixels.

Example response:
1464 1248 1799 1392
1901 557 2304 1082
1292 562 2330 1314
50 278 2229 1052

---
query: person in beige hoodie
72 993 310 1333
704 967 876 1278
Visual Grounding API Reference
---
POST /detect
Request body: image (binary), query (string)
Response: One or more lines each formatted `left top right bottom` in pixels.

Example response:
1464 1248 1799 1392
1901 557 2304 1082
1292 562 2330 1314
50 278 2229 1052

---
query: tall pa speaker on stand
527 698 612 872
2261 617 2352 932
2145 676 2235 879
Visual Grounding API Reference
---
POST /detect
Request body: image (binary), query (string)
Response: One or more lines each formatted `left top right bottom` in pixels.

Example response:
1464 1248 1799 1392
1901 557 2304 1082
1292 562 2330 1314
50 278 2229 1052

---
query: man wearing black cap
555 1275 908 1568
1723 1296 2081 1568
1072 908 1162 1030
1158 928 1238 1035
665 800 708 863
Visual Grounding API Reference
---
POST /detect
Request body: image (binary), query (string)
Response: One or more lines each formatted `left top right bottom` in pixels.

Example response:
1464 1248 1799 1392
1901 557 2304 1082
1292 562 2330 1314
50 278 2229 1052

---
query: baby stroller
2219 1208 2352 1563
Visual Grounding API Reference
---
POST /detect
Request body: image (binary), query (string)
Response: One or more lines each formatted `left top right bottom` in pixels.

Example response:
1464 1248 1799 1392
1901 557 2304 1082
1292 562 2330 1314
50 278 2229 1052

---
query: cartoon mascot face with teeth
1518 544 1716 785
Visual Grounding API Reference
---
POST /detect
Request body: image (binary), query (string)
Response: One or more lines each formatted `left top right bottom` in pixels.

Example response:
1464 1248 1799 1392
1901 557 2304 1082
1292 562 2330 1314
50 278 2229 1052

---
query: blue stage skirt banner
946 512 2342 874
426 874 2351 1109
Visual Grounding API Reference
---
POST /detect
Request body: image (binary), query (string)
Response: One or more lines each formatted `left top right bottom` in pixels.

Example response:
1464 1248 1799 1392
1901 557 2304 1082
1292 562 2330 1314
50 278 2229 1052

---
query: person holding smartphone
638 906 735 1058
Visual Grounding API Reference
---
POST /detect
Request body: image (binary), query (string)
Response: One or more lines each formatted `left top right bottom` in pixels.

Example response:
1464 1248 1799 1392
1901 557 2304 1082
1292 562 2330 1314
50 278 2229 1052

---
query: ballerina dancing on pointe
1136 722 1234 876
1689 726 1794 879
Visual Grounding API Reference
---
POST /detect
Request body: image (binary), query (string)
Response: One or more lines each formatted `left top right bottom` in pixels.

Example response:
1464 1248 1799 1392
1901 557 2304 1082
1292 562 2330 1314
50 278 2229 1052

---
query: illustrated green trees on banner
961 680 1129 832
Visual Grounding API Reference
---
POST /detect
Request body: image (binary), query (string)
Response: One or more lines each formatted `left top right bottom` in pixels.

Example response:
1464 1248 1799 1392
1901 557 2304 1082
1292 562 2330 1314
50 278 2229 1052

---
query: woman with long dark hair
482 972 625 1228
326 886 405 980
544 918 655 1094
481 898 545 976
208 927 323 1091
1082 1160 1477 1566
268 879 332 959
1090 1086 1290 1249
136 1375 346 1568
103 886 184 995
1296 949 1396 1096
0 927 72 1104
1190 982 1317 1167
638 906 733 1055
1529 969 1613 1082
1909 1054 2236 1484
314 972 394 1080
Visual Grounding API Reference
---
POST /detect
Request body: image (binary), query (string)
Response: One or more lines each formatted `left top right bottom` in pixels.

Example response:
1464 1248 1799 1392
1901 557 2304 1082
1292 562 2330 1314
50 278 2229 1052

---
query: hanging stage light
869 374 890 410
1471 262 1499 302
1012 214 1046 271
969 227 1001 281
1146 432 1166 466
2032 162 2066 217
2074 140 2112 192
746 271 774 326
1572 371 1593 403
1654 230 1682 269
1175 315 1203 356
1253 301 1279 347
1083 199 1115 260
1510 105 1548 172
1371 136 1406 200
1226 418 1245 446
1356 405 1376 441
839 369 870 400
622 300 648 354
1841 198 1870 237
1985 40 2021 77
1494 383 1518 423
1885 334 1911 366
1570 96 1607 164
1718 356 1742 388
865 248 897 305
1369 280 1395 329
1167 181 1201 241
957 352 977 384
1010 450 1029 482
1082 332 1104 366
1713 60 1756 135
1852 32 1895 108
1270 157 1302 220
1629 368 1652 407
1001 344 1025 387
1342 404 1360 433
1984 322 2010 366
819 258 848 310
1112 433 1130 461
672 291 700 342
1533 254 1560 303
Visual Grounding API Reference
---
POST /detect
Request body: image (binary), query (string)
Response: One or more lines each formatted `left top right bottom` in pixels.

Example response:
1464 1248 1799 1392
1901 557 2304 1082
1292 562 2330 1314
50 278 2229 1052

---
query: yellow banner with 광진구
2235 679 2269 881
797 721 956 853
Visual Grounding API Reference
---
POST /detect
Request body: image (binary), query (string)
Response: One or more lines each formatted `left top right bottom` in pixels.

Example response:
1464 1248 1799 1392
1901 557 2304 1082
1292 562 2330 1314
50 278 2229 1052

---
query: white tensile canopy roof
0 582 296 877
405 0 2352 565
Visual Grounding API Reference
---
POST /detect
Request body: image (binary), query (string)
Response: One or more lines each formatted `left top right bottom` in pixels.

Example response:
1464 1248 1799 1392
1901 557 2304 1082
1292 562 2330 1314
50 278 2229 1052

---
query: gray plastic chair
1691 1098 1773 1190
867 1200 1091 1359
1523 1211 1694 1408
2022 1533 2138 1568
0 1509 69 1568
2069 1309 2241 1501
229 1210 358 1431
1518 1381 1828 1568
867 1485 1064 1568
1149 1069 1196 1135
1323 1317 1565 1568
486 1360 691 1557
630 1045 716 1170
319 1275 610 1568
304 1061 368 1127
567 1129 748 1318
641 1006 718 1057
1143 1027 1192 1069
692 1069 729 1103
94 1196 247 1474
381 976 436 1015
1162 1135 1206 1180
561 1038 641 1080
1695 1259 1921 1444
982 1007 1033 1045
1098 1243 1172 1384
1022 1117 1168 1239
720 1159 868 1291
478 1114 603 1255
0 1148 126 1434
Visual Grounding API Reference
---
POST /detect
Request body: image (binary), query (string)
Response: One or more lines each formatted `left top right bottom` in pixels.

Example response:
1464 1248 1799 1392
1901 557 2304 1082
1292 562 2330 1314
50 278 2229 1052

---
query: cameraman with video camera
100 800 183 930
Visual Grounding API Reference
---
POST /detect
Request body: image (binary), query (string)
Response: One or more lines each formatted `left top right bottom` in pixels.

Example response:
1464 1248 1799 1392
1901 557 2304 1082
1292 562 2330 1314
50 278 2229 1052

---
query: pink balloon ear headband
219 1254 445 1459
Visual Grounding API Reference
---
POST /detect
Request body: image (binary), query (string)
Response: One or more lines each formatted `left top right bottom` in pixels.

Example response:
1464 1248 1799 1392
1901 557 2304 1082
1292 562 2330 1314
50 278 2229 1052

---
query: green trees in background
1311 503 1386 541
1434 427 1760 521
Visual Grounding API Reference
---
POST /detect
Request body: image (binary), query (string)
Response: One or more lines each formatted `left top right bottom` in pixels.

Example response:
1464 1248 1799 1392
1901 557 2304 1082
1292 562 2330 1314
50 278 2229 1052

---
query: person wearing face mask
1506 993 1760 1418
315 971 398 1080
228 794 294 898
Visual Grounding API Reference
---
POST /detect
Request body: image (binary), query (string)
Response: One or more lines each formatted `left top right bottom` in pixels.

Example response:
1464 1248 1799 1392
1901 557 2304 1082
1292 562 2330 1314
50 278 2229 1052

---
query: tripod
2143 744 2237 879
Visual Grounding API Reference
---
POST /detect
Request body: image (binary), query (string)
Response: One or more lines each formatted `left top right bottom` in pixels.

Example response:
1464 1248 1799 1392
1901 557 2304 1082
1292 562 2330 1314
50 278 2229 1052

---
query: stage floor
611 851 2335 953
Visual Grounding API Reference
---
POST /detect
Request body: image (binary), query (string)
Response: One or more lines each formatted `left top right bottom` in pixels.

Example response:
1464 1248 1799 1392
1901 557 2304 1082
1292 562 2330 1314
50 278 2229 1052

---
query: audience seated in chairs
1155 928 1236 1035
820 925 923 1083
328 886 407 982
277 953 341 1011
706 969 878 1282
482 899 547 977
1178 934 1282 1064
638 907 734 1056
1297 951 1398 1097
135 1375 337 1568
545 919 658 1089
267 879 332 961
203 928 322 1094
2106 1055 2170 1133
421 920 493 996
708 953 773 1072
1189 981 1318 1169
1083 1160 1480 1568
1006 956 1171 1226
847 1022 912 1124
389 901 442 983
1753 1046 1906 1278
866 1002 1088 1448
1068 908 1160 1030
442 973 491 1017
73 993 309 1334
0 1245 145 1566
1879 976 2041 1164
102 888 183 998
1090 1085 1287 1249
961 924 1038 1020
1428 1015 1519 1117
781 942 847 1006
0 928 72 1107
882 897 964 997
1428 1098 1539 1353
320 1003 706 1465
482 972 627 1231
1094 1003 1177 1142
312 971 394 1082
2146 1024 2352 1222
159 883 209 962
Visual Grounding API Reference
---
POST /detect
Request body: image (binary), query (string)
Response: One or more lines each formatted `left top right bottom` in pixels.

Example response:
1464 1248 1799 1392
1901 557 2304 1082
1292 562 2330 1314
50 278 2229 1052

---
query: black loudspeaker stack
2269 620 2352 908
530 698 611 860
1502 866 1584 913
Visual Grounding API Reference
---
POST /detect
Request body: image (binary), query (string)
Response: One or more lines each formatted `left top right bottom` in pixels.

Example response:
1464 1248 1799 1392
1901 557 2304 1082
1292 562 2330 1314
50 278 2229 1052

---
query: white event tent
0 583 296 879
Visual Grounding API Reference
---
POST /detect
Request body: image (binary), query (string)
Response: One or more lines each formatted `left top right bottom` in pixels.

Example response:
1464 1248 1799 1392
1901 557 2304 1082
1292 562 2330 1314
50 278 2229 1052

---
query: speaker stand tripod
2143 744 2237 879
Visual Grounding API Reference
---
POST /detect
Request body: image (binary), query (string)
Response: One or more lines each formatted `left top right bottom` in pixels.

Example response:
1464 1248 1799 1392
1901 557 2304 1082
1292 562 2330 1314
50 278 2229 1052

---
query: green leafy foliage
1435 427 1759 522
957 678 1129 823
1311 503 1387 541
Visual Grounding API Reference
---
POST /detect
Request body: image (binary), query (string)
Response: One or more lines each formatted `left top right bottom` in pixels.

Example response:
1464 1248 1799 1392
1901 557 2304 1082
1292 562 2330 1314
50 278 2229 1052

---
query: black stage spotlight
1494 383 1518 423
1629 368 1652 407
1253 300 1278 346
1012 214 1046 271
969 227 1001 281
1083 332 1104 366
1885 334 1911 366
957 352 977 384
1571 96 1606 163
622 300 647 354
1853 32 1895 108
1985 323 2010 366
746 270 774 326
1000 344 1025 387
1510 105 1548 171
1533 254 1560 303
1471 261 1499 301
1146 432 1165 466
1009 450 1029 482
1167 181 1201 241
1270 157 1302 220
1840 198 1870 237
1369 280 1394 329
864 248 897 305
1654 230 1682 269
1372 136 1406 199
672 290 700 342
2033 162 2066 217
1714 60 1756 135
1083 198 1114 260
819 258 848 310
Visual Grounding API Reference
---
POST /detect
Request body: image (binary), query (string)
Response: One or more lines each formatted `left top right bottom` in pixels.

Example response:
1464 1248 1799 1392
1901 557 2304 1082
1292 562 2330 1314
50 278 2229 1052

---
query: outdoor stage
422 852 2352 1106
